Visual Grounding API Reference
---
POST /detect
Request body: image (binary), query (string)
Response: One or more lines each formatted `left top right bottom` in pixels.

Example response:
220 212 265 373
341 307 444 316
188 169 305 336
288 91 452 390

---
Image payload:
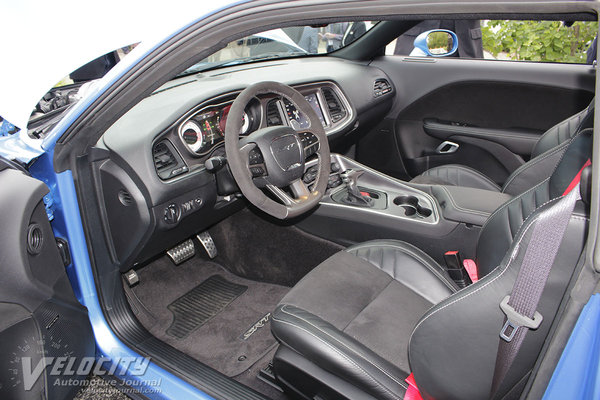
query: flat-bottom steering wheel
224 82 330 219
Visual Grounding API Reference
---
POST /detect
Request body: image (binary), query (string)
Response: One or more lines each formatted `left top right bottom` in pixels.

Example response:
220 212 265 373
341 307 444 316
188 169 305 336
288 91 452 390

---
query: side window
386 20 598 64
386 20 484 58
482 21 597 64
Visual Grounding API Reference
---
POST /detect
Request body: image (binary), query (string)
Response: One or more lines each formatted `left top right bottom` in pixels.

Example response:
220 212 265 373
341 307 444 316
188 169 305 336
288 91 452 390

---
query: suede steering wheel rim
225 81 330 219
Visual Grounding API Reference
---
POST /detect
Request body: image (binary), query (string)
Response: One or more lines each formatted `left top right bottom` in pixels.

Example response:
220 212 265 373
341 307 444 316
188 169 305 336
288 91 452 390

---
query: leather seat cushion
410 164 501 191
273 240 457 376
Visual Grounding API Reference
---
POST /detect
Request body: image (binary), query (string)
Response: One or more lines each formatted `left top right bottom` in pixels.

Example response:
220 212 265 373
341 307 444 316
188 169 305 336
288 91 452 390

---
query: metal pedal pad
196 231 218 259
123 269 140 287
167 239 195 265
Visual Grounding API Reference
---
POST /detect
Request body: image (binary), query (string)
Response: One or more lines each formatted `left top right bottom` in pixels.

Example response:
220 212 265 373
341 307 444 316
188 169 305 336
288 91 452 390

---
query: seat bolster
347 240 458 304
501 141 568 196
531 106 589 157
410 164 501 192
272 304 407 400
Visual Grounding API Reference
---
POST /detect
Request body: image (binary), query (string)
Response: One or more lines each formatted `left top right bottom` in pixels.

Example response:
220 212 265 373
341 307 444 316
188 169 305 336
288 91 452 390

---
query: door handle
436 141 459 154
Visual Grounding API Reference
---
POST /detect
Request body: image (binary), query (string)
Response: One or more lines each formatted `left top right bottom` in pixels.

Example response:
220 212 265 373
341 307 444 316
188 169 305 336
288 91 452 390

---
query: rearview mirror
410 29 459 57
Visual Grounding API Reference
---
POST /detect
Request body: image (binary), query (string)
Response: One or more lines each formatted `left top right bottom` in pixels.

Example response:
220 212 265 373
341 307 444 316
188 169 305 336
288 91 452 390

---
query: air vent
373 78 392 97
266 99 283 126
153 140 188 180
118 189 133 206
322 88 346 124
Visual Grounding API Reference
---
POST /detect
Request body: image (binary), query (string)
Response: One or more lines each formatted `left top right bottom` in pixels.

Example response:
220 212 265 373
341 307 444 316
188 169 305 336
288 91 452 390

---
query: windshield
179 22 377 76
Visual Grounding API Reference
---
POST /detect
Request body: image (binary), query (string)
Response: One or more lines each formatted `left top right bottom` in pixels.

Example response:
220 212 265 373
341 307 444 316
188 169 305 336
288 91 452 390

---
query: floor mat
209 208 344 286
126 256 289 377
167 275 247 338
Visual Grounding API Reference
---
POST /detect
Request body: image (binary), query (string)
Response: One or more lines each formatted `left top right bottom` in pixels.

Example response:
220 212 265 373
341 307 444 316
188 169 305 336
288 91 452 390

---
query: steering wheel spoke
289 179 311 201
299 131 320 159
225 81 329 219
266 184 295 206
240 142 268 179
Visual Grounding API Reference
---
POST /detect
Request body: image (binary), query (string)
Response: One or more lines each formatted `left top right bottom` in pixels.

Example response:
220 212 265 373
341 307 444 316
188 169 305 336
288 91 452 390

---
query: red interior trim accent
404 373 424 400
463 259 479 282
563 159 591 196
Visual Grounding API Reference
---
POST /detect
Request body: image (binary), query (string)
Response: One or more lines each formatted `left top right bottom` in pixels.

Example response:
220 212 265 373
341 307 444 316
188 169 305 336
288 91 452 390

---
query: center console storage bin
431 186 513 226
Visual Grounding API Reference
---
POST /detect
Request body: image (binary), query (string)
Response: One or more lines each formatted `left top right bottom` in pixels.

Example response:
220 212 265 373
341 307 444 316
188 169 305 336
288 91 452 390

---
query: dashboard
97 58 394 269
170 82 352 173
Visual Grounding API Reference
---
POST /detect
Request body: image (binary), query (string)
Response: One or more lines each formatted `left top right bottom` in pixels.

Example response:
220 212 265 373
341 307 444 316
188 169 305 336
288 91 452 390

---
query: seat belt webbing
490 180 582 395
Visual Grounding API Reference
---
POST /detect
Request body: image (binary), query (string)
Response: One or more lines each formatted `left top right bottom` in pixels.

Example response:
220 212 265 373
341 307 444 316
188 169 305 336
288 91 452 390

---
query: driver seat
270 129 592 399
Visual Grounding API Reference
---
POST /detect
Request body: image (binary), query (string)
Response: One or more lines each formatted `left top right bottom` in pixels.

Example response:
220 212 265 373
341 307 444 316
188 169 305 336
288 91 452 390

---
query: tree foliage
482 20 598 63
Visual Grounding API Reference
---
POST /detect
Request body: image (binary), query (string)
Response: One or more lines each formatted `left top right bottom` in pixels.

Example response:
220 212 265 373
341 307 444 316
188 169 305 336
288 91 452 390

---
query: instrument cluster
178 98 260 156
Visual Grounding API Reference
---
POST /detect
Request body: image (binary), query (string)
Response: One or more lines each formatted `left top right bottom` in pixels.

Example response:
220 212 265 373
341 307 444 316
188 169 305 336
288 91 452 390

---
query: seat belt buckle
443 251 473 288
499 295 543 342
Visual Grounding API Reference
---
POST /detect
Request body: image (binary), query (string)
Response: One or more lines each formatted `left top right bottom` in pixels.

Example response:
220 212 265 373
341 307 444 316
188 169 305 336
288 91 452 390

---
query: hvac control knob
164 204 180 224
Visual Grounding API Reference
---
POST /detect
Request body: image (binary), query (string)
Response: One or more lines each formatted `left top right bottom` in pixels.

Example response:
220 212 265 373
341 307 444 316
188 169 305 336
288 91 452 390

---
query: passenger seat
410 100 594 195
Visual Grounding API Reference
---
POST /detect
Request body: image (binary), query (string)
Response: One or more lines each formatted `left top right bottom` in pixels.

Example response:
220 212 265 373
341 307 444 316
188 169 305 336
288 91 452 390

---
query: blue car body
1 1 599 399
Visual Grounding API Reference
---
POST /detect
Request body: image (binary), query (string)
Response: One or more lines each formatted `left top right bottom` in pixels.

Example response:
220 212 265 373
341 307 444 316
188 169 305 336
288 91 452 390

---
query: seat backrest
501 101 593 195
409 129 592 400
532 100 594 158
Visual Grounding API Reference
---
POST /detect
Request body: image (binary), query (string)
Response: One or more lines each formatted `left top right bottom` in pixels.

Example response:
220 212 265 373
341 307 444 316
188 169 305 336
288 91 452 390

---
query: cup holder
393 195 433 218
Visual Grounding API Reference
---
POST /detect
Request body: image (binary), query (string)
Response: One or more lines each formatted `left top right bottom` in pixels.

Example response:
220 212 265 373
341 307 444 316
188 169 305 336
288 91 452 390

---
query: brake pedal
167 239 195 265
196 231 218 259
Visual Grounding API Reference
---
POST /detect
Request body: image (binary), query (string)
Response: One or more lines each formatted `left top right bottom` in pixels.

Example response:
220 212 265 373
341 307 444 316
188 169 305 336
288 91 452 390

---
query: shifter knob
338 169 373 207
340 169 364 195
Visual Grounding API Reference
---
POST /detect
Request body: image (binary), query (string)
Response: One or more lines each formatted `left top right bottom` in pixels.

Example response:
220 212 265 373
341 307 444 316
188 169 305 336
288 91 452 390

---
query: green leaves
481 20 598 63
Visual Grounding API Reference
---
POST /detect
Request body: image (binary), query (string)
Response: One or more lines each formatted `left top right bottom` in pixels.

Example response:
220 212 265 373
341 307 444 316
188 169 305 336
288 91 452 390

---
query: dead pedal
258 362 283 392
167 239 195 265
197 231 218 259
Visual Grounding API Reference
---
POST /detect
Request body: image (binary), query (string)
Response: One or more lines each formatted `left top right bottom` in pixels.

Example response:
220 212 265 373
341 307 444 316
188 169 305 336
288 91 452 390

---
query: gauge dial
219 104 251 135
180 120 204 152
240 111 250 134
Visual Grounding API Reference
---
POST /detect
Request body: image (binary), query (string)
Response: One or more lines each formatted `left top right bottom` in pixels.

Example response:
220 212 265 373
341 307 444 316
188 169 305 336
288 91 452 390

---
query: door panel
357 57 594 182
0 168 94 400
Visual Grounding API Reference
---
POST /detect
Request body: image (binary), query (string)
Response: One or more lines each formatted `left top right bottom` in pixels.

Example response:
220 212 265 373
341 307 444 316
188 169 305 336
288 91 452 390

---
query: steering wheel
225 82 330 219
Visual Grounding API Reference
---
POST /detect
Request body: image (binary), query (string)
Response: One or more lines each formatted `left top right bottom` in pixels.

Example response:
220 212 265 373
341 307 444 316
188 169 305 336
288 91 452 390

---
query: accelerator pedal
197 231 218 259
167 239 195 265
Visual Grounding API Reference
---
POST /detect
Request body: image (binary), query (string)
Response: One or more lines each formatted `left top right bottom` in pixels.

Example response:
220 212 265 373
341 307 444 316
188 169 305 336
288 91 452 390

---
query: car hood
1 0 236 132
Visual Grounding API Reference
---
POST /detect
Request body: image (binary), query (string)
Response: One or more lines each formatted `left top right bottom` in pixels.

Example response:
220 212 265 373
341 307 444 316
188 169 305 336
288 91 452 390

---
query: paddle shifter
339 169 374 207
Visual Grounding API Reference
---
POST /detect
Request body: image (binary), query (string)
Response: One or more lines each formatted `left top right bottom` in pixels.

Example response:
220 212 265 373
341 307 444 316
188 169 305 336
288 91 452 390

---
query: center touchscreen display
304 93 326 127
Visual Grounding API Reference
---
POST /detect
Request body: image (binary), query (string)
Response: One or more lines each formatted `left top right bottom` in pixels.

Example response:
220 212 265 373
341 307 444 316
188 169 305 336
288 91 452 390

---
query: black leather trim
409 198 589 400
477 129 592 277
272 304 407 400
410 164 501 191
347 240 458 303
501 141 568 196
531 106 589 157
431 185 513 226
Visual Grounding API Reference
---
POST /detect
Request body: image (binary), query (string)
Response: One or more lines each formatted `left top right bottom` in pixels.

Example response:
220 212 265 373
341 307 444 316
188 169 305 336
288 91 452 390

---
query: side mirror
410 29 459 57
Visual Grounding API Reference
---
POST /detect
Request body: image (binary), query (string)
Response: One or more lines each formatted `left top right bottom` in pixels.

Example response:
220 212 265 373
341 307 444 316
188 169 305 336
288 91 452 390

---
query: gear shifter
339 169 374 207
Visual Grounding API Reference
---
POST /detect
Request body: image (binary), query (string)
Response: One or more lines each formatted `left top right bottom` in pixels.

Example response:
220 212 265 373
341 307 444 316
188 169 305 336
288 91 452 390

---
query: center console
298 154 513 264
304 154 439 225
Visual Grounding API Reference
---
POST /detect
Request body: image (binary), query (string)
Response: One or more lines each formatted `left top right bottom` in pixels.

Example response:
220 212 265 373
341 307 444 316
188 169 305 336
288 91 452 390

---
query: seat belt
490 160 589 395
